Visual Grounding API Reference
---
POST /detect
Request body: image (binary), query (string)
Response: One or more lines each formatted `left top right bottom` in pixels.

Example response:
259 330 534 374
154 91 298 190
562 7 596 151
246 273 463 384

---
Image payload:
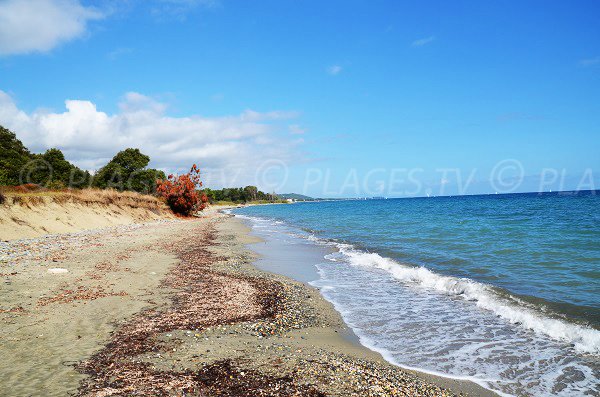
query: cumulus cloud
327 65 342 75
411 36 435 47
0 91 302 189
0 0 103 56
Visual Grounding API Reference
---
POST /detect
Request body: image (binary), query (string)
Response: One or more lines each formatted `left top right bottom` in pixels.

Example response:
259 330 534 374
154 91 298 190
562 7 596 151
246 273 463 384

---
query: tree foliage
0 125 33 186
93 148 165 193
203 186 278 203
0 126 90 188
28 148 92 189
156 164 208 216
0 126 217 219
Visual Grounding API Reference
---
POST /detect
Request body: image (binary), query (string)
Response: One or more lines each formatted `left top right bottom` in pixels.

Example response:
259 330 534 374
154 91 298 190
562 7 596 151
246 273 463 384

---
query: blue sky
1 0 599 197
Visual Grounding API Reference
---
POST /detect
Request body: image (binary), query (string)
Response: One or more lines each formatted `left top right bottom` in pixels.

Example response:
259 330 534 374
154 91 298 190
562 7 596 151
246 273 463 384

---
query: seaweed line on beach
74 221 325 397
0 214 465 396
38 285 129 306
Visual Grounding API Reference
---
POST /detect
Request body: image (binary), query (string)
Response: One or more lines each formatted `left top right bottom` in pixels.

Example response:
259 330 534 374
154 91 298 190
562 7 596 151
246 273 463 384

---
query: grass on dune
0 187 169 211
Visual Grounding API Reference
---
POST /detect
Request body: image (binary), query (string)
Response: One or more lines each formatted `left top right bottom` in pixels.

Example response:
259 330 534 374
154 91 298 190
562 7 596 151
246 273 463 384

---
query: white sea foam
340 322 517 397
238 212 600 354
313 257 600 396
234 212 600 395
327 244 600 354
233 211 600 396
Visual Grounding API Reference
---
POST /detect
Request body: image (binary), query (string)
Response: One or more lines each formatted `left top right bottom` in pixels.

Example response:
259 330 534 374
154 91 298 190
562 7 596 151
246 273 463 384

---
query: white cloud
288 124 305 135
0 0 103 56
580 56 600 67
0 91 302 189
240 109 300 122
411 36 435 47
327 65 342 75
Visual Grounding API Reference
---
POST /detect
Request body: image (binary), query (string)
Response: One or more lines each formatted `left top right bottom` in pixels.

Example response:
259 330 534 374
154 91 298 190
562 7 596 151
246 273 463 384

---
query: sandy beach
0 208 498 396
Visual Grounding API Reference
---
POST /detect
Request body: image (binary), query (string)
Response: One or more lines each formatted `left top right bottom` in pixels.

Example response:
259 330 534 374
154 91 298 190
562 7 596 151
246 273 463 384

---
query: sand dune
0 190 174 241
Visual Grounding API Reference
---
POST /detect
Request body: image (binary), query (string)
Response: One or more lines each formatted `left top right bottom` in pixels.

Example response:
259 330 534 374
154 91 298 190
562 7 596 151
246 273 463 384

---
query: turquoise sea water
233 191 600 396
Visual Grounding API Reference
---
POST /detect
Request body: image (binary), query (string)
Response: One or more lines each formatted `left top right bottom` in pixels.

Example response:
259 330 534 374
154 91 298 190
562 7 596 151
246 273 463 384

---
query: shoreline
1 207 496 396
226 210 499 397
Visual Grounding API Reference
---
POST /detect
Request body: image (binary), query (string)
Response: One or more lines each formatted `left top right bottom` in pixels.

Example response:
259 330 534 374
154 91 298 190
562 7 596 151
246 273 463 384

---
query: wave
232 210 600 395
235 211 600 354
324 243 600 354
312 281 517 397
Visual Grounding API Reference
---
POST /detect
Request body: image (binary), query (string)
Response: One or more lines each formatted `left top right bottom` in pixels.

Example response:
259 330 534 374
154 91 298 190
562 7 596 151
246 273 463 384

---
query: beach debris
74 225 327 396
47 268 69 274
4 213 457 396
38 285 128 306
0 306 26 314
0 219 182 268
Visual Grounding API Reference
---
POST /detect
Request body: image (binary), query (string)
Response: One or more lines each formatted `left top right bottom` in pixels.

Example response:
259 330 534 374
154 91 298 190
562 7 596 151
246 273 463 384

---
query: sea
230 191 600 397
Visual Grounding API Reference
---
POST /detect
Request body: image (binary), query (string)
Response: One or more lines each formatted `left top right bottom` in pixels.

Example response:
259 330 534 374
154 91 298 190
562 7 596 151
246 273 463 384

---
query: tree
0 125 32 186
129 168 167 194
93 148 162 193
0 127 91 188
26 148 91 188
203 187 217 203
200 186 277 203
156 164 208 216
244 185 258 201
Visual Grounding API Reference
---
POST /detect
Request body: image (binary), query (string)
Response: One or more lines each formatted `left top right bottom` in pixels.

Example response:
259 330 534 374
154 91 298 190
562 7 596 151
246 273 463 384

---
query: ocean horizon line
301 188 599 201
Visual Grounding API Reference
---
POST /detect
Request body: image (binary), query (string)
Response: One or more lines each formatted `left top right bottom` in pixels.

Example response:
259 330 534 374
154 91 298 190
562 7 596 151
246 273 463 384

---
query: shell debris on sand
1 212 465 396
47 268 69 274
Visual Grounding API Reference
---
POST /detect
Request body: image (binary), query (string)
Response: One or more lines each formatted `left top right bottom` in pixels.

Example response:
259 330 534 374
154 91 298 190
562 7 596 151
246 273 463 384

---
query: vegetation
156 164 209 216
0 186 170 212
1 126 90 188
93 148 165 194
30 148 92 189
203 186 281 204
1 126 93 188
1 124 288 215
277 193 315 201
1 126 165 194
1 125 210 215
1 125 33 185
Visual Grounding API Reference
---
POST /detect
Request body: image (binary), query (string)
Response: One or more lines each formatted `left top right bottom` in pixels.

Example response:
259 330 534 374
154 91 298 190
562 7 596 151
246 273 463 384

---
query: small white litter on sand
47 268 69 274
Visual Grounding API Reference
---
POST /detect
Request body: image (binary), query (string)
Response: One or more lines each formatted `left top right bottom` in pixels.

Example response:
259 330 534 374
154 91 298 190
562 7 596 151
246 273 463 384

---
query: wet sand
0 208 497 396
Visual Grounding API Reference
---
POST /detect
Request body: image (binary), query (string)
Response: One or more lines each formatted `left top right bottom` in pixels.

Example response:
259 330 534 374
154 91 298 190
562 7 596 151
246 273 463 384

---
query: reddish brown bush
156 164 208 216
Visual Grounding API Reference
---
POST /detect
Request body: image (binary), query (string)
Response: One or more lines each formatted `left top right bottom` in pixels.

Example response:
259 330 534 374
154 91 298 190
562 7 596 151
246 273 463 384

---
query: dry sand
0 199 174 241
0 207 498 396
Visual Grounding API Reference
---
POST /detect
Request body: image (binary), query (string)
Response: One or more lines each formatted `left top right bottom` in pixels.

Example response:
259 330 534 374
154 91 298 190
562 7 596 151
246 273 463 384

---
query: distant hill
277 193 315 201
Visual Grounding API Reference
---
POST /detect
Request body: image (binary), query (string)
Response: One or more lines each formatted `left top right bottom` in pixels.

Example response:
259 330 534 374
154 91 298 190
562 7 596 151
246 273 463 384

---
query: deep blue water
238 192 600 325
233 191 600 396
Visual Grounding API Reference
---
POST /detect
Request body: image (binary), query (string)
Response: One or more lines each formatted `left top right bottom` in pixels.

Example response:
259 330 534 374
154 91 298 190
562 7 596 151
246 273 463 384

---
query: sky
0 0 599 197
